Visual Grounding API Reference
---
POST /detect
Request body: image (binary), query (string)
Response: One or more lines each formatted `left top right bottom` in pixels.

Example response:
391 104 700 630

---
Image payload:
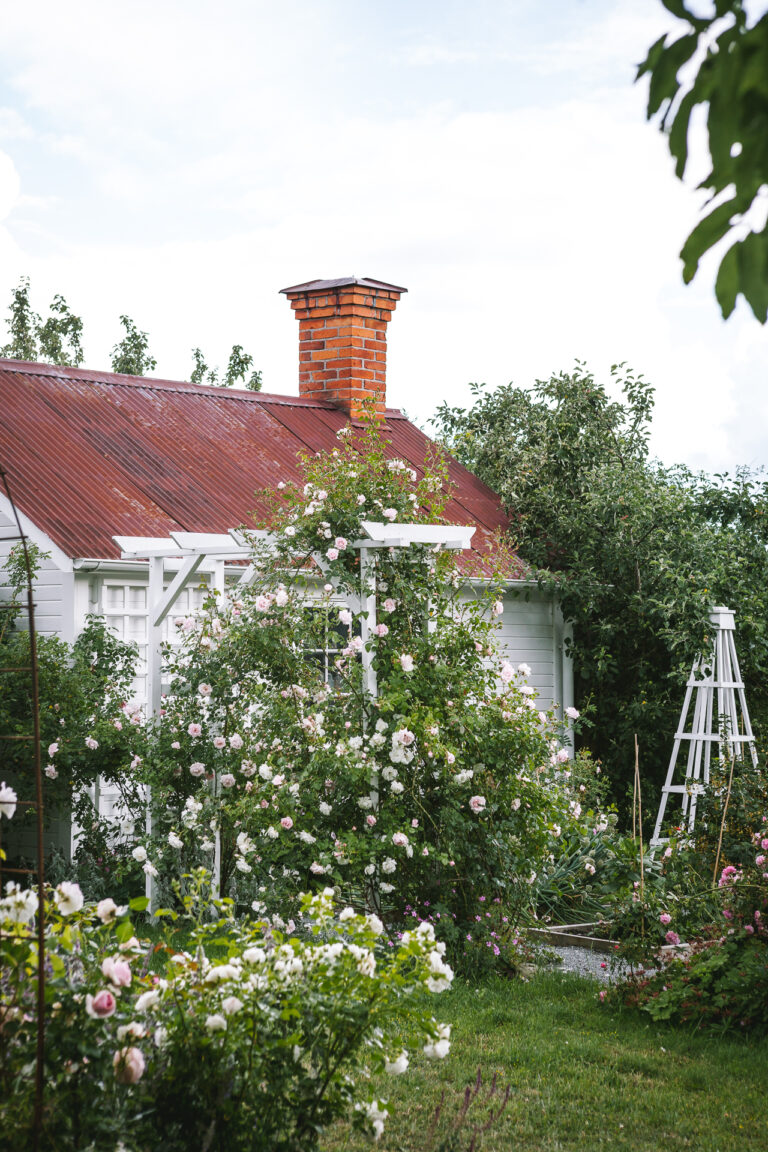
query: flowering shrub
0 873 453 1150
607 817 768 1033
129 420 594 957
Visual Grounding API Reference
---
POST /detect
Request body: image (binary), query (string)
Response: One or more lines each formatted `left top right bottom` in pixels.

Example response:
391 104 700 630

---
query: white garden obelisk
651 606 758 848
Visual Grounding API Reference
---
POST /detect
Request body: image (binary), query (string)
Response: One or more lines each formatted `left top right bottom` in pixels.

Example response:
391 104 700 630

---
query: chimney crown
281 276 406 420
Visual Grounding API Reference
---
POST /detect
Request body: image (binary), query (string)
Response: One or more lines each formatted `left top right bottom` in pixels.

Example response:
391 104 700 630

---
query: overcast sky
0 0 766 475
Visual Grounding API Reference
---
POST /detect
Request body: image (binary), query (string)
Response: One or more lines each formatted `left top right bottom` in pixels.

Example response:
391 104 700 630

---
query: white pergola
651 606 758 848
114 521 475 902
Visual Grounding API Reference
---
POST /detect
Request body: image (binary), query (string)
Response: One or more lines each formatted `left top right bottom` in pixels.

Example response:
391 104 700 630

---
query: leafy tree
190 343 263 390
639 1 768 321
1 279 85 365
110 315 157 376
434 366 768 807
37 294 85 366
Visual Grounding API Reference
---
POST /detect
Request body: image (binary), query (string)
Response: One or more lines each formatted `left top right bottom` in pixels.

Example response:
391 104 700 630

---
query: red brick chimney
280 276 406 419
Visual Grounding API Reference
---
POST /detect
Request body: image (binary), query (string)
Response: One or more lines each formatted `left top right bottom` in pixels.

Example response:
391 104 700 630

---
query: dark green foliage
110 314 157 375
640 1 768 321
190 343 262 389
433 366 768 808
1 278 84 365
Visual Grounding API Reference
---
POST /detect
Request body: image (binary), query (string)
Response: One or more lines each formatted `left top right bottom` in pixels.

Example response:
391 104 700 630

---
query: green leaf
115 918 135 944
129 896 149 912
668 89 697 178
714 240 741 318
737 228 768 323
681 197 738 282
646 34 699 118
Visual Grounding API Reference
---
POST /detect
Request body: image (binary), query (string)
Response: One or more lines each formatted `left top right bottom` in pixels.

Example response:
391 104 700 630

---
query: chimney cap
280 276 407 295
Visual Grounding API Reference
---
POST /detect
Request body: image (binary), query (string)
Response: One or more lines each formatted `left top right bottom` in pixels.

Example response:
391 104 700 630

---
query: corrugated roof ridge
0 359 406 416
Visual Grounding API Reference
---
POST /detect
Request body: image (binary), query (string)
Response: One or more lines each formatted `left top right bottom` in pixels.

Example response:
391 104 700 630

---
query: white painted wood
652 606 758 847
152 555 205 627
360 521 475 549
114 536 182 557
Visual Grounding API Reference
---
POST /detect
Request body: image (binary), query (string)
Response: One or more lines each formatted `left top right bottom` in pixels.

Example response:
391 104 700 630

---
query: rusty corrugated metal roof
0 359 526 578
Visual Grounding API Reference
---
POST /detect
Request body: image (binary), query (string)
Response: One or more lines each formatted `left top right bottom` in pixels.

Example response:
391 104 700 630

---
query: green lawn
322 971 768 1152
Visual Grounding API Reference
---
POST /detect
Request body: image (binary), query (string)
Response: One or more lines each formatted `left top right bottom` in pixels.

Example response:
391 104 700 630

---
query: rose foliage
0 874 453 1151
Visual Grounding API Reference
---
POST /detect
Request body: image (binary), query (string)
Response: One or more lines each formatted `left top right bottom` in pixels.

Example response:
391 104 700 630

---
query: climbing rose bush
0 875 452 1151
130 419 592 959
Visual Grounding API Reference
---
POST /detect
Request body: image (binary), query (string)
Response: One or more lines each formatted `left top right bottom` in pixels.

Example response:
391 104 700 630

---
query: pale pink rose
492 600 504 616
220 774 236 789
326 548 339 561
102 955 132 987
469 796 487 814
383 598 396 613
229 733 244 750
392 832 409 847
399 654 414 673
339 608 353 626
374 623 389 637
255 594 271 611
188 723 202 737
762 838 768 850
189 762 205 777
565 706 580 720
659 913 671 925
48 742 59 757
756 855 766 866
281 816 294 830
382 507 397 521
171 741 181 750
112 719 123 730
213 736 226 749
44 765 58 780
96 898 118 923
113 1046 145 1084
86 989 116 1018
366 815 377 826
334 537 347 550
665 930 680 945
198 682 213 696
446 752 455 765
500 661 514 683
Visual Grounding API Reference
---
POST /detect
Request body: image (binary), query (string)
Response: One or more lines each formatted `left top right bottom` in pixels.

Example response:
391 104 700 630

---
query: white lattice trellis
651 606 758 848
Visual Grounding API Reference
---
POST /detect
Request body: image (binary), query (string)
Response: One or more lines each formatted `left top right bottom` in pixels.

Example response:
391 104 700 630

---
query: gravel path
544 945 625 983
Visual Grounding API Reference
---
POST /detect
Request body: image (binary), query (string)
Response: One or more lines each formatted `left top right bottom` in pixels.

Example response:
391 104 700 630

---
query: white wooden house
0 276 573 854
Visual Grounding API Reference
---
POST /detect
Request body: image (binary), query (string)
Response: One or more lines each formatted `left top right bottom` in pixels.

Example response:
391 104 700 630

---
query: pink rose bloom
745 925 754 934
220 774 236 788
281 816 294 830
565 706 580 720
492 600 504 616
48 742 59 757
188 723 202 737
113 1046 145 1085
500 661 514 683
469 795 487 814
198 682 213 696
86 989 117 1018
756 855 766 866
171 741 181 750
260 799 269 808
229 734 244 750
338 609 353 626
383 598 396 613
112 719 123 730
334 537 347 550
374 623 389 637
659 913 671 925
399 654 414 673
392 832 409 847
366 815 377 826
85 737 99 750
326 548 339 561
723 909 733 920
761 837 768 850
189 762 205 777
446 752 455 764
102 955 132 987
755 911 762 922
213 737 226 749
664 931 680 945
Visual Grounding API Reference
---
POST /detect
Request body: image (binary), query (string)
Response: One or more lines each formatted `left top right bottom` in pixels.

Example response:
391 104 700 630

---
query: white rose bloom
168 832 183 850
423 1023 451 1059
131 846 147 863
318 801 332 816
222 996 244 1015
381 857 397 874
54 881 84 916
385 1052 409 1075
0 782 18 819
205 1014 227 1032
135 989 162 1012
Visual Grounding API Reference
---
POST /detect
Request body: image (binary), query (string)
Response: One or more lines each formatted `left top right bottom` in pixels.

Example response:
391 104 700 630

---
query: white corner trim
0 493 74 573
